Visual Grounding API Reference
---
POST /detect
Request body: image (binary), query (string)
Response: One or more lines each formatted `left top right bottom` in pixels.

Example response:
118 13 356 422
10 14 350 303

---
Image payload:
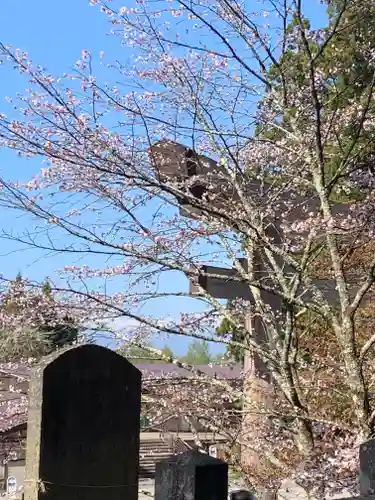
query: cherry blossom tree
0 0 374 496
0 276 81 361
0 276 83 464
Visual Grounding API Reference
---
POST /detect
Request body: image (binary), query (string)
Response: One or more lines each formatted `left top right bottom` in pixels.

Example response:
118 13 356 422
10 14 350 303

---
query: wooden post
241 296 278 492
240 222 284 493
239 238 278 494
188 253 278 490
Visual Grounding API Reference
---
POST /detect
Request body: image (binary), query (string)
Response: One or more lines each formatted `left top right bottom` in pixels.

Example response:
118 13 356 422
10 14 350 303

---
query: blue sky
0 0 327 355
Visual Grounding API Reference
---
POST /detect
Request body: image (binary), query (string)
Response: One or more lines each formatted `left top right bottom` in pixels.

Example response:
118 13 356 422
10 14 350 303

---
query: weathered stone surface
24 344 141 500
360 439 375 498
155 450 228 500
230 490 255 500
189 260 251 301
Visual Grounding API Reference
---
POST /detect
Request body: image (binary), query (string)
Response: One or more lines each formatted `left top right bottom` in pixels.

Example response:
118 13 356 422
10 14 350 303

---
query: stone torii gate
149 139 290 478
148 139 354 482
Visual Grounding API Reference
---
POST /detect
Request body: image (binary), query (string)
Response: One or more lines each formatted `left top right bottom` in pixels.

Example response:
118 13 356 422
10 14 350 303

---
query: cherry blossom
0 0 374 496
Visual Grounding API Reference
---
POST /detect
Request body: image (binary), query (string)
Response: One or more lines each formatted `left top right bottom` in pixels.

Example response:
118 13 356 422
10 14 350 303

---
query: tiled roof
0 361 242 434
0 362 242 380
0 363 31 379
0 392 28 433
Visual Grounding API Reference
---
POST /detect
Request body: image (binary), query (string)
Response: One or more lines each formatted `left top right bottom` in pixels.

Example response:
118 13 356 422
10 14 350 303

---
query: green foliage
0 328 51 362
180 339 213 365
119 343 175 363
160 345 174 361
32 280 78 353
216 319 244 365
120 340 221 365
257 2 375 202
218 1 375 365
0 277 78 360
39 321 78 351
216 301 245 365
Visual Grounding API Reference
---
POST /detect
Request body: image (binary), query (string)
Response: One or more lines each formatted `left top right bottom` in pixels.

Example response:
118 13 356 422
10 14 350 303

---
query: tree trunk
295 418 314 456
241 315 276 494
335 320 370 434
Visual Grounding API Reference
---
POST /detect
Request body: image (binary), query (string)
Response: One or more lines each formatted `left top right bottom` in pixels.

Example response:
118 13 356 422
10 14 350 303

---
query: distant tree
0 276 79 360
216 301 245 365
119 344 153 362
0 327 50 361
119 342 175 364
160 345 174 361
181 339 212 365
209 350 228 365
37 281 78 351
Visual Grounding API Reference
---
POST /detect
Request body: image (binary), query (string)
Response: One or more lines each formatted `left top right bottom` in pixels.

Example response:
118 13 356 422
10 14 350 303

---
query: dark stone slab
24 344 142 500
360 439 375 497
155 450 228 500
339 497 375 500
230 491 255 500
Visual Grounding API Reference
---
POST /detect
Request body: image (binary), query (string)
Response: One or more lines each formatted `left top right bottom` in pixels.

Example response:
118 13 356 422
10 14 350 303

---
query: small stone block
230 490 255 500
155 450 228 500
